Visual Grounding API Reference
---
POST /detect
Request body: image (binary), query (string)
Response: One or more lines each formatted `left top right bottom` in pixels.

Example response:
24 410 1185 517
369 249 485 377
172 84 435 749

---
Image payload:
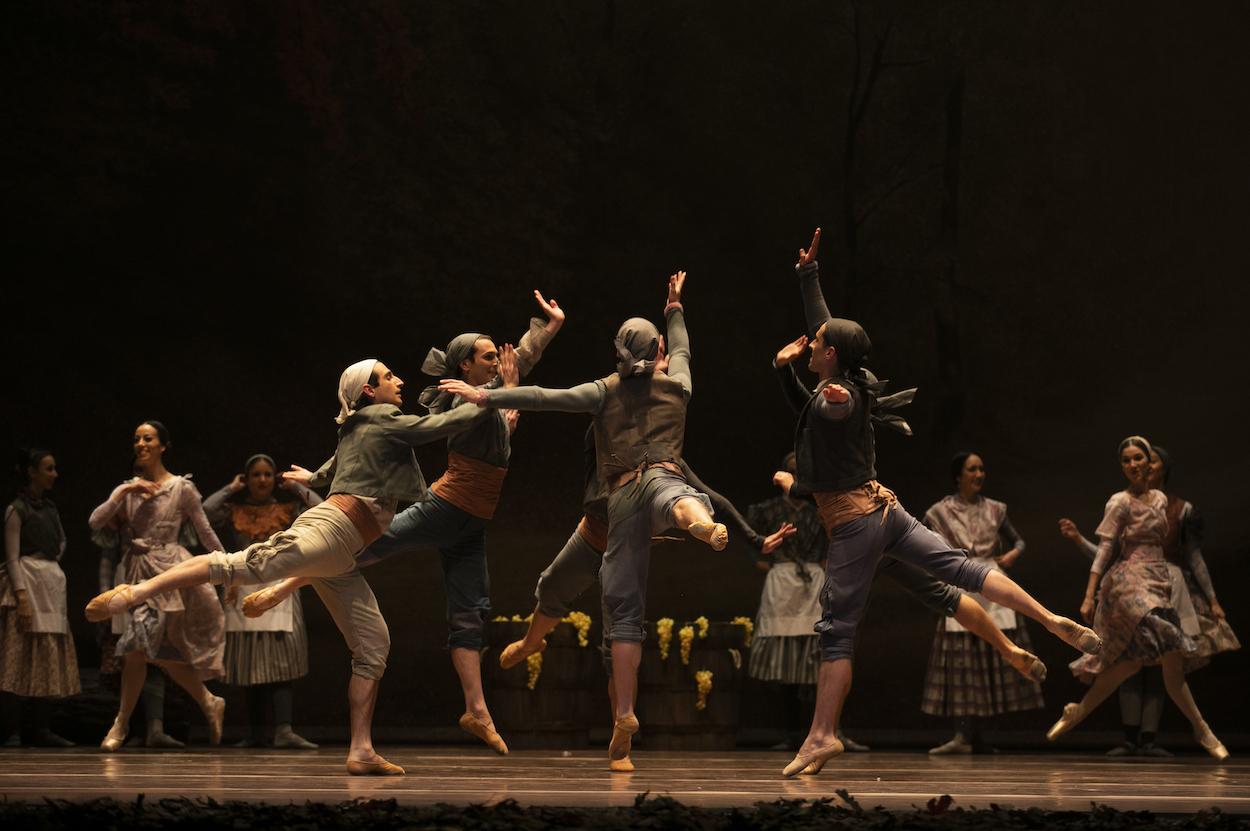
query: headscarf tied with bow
817 317 916 436
419 332 489 413
614 317 661 379
336 358 378 424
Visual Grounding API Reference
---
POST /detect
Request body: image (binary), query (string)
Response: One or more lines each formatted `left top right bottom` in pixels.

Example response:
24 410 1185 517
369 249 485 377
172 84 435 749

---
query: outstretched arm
664 271 693 399
441 376 606 414
296 455 337 490
1058 518 1099 560
795 227 832 335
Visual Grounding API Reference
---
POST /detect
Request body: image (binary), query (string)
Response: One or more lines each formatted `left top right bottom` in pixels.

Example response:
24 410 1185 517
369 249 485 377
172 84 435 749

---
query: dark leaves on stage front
3 796 1243 831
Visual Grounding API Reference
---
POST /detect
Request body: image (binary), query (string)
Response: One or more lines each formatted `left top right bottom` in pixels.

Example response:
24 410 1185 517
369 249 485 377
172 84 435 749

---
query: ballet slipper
85 584 135 622
929 733 973 755
1046 702 1087 741
687 521 729 551
459 713 509 755
499 638 547 670
242 586 287 618
100 716 128 752
1054 617 1102 655
203 695 226 745
783 737 843 777
1007 648 1048 683
273 729 319 749
146 731 185 749
1194 722 1230 761
608 714 639 772
346 756 405 776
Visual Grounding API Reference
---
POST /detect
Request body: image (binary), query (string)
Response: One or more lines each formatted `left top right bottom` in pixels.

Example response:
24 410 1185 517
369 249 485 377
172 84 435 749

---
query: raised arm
88 479 158 530
795 228 832 335
510 290 565 379
664 271 692 399
773 336 813 414
202 478 242 526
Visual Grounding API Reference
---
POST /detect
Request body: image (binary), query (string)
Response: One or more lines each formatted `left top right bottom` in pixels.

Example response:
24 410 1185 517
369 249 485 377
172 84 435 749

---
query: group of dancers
2 228 1235 776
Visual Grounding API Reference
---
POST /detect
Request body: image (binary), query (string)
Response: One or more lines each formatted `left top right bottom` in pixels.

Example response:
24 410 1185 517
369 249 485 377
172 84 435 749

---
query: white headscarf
336 358 378 424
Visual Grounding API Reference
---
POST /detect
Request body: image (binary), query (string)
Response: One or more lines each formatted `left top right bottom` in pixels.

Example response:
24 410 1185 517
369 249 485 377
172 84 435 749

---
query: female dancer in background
1 449 80 746
87 422 227 751
204 454 321 749
1047 436 1228 759
922 452 1044 755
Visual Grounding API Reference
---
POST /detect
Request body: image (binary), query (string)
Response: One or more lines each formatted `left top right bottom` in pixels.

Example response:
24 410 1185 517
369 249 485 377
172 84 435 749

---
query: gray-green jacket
307 403 487 502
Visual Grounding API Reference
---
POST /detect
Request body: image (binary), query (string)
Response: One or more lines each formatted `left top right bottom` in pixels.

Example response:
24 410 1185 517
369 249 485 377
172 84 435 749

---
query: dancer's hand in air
667 270 686 305
227 474 246 494
498 343 519 388
772 470 796 495
821 383 850 404
1057 518 1081 541
534 290 564 332
796 227 820 269
439 378 488 405
774 335 808 367
282 465 313 486
761 522 798 556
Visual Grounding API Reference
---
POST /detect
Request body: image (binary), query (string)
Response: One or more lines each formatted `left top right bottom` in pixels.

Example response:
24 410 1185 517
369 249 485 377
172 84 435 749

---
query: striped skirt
748 635 819 686
921 620 1044 718
223 593 309 687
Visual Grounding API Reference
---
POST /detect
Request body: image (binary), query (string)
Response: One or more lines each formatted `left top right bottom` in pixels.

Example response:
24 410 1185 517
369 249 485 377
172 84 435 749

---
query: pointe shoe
1008 649 1048 683
1195 723 1230 761
85 584 135 622
783 738 844 777
242 586 287 618
459 712 509 755
499 638 547 670
1046 702 1086 741
346 756 406 776
609 714 639 772
100 718 128 752
688 521 729 551
203 695 226 745
1055 617 1102 655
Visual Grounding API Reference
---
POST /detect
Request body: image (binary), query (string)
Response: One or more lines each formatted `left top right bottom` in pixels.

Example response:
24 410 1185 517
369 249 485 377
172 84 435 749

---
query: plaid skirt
0 607 81 698
921 619 1044 718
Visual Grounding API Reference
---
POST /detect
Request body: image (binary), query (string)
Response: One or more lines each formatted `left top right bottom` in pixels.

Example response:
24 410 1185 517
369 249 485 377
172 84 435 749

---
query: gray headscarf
614 317 661 378
818 317 872 371
419 332 490 413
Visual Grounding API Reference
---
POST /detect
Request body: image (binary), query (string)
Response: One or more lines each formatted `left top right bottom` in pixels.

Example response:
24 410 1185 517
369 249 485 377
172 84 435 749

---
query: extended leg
1160 653 1227 759
1047 659 1141 740
156 660 225 745
102 651 148 751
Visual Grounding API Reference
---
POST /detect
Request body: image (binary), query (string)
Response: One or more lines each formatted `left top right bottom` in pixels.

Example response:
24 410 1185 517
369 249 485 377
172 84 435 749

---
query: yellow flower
695 670 713 711
694 616 709 639
563 611 591 648
491 615 509 623
656 617 675 660
526 652 543 690
731 615 754 647
679 625 695 665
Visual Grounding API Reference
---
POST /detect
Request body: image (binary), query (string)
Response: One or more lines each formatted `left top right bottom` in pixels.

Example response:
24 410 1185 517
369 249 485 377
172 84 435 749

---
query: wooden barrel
635 621 750 750
482 619 605 749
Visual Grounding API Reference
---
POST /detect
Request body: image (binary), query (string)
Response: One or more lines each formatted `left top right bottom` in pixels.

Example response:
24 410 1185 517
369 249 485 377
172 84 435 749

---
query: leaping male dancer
87 358 491 775
777 228 1102 777
441 271 726 772
243 290 565 755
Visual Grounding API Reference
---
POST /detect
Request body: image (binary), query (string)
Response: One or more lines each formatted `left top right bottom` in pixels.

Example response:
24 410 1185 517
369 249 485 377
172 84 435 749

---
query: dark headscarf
819 317 872 371
419 332 491 413
1152 444 1171 487
614 318 661 378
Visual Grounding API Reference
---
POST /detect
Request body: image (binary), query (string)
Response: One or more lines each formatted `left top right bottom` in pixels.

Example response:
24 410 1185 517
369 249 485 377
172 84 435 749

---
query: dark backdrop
5 1 1248 742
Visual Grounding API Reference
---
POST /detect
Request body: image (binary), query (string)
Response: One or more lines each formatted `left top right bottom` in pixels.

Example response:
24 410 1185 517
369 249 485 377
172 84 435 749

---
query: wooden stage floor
1 747 1245 813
